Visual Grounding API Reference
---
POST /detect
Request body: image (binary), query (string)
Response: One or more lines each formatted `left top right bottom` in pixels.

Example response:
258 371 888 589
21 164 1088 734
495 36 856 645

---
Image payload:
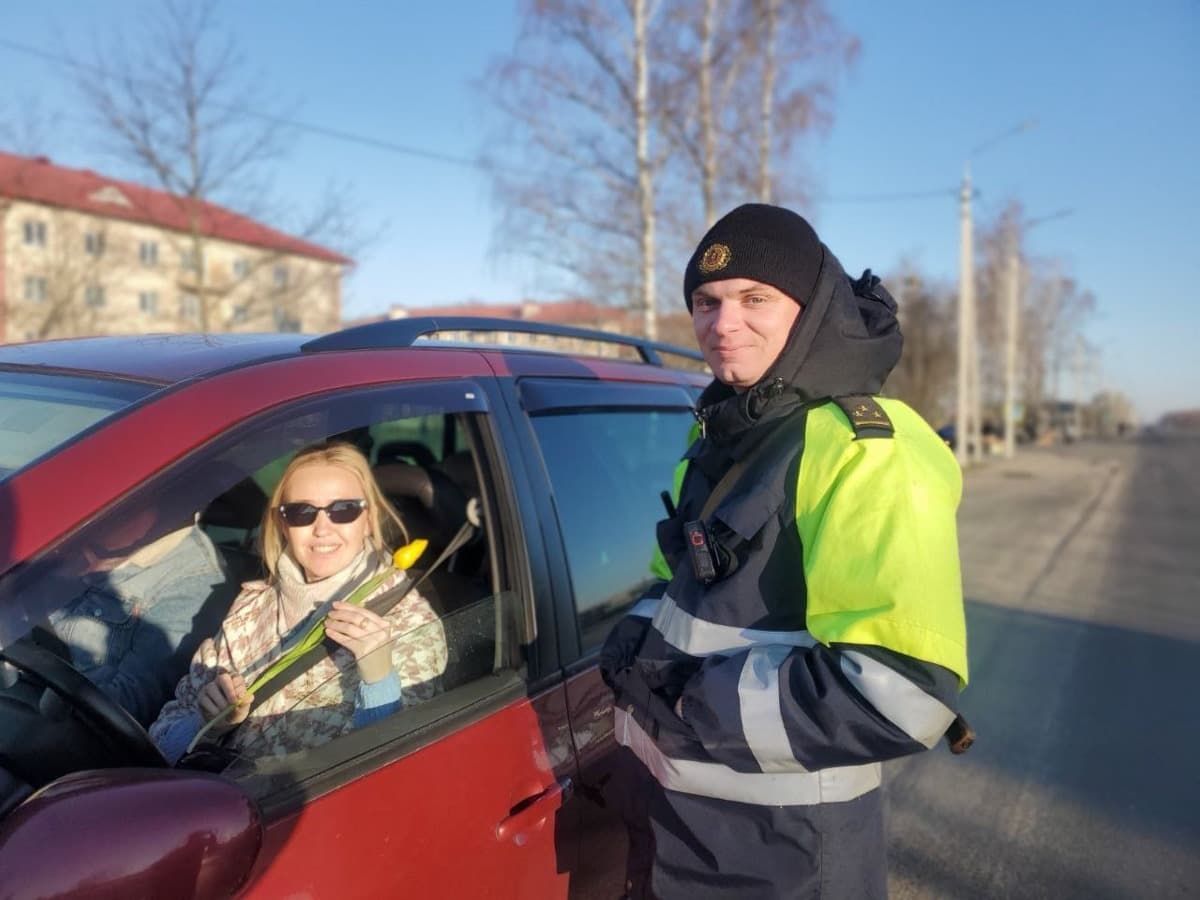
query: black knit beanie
683 204 824 312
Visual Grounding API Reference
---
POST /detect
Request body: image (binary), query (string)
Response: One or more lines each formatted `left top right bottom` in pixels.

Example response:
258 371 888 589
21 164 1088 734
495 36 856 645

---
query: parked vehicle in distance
0 318 707 899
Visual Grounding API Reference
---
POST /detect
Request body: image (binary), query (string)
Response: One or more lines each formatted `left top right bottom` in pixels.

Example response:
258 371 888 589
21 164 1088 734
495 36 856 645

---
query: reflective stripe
628 595 662 620
653 594 817 657
840 651 955 748
615 707 880 806
739 645 804 773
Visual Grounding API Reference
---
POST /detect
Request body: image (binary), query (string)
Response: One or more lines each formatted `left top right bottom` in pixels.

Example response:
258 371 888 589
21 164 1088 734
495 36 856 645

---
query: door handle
496 777 573 845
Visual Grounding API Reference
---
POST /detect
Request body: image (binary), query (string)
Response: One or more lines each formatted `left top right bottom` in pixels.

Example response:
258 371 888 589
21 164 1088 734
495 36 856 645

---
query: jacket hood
697 246 903 450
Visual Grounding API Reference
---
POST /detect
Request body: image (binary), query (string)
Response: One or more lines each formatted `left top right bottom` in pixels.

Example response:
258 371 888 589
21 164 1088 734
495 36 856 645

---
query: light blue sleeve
353 669 403 727
152 709 204 765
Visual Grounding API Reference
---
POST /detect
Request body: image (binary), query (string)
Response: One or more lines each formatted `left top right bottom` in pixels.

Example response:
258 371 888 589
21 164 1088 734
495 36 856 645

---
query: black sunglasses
277 499 367 527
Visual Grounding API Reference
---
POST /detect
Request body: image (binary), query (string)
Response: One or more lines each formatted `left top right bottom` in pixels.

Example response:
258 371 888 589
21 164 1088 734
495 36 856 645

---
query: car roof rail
301 316 703 367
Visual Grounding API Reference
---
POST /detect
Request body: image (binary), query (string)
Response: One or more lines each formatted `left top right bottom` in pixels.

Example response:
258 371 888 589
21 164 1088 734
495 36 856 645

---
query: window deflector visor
0 371 154 481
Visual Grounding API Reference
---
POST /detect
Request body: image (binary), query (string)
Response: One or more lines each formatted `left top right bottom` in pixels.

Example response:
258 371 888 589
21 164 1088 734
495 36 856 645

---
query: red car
0 318 706 899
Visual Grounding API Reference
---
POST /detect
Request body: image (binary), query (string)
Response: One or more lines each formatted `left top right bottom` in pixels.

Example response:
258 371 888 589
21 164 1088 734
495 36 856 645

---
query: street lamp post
956 119 1037 466
956 165 976 467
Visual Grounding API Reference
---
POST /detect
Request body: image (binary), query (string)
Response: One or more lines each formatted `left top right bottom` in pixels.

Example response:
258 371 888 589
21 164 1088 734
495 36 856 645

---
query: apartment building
0 151 350 343
349 299 702 366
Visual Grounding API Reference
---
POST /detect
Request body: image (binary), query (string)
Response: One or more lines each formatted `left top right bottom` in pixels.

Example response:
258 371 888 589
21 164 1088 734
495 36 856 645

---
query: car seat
373 461 471 566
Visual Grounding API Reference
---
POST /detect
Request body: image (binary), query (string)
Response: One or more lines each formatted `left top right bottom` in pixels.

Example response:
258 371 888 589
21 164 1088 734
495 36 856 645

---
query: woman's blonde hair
259 442 407 579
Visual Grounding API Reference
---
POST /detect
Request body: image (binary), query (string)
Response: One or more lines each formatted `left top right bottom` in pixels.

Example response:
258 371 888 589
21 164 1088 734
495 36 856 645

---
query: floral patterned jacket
150 549 446 762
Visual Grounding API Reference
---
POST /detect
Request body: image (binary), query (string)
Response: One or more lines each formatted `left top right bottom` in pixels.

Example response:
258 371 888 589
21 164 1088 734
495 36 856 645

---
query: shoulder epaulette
831 395 894 439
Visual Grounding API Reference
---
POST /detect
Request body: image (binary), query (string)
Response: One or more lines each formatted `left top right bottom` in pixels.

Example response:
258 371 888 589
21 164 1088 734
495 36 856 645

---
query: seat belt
243 514 478 714
680 409 811 583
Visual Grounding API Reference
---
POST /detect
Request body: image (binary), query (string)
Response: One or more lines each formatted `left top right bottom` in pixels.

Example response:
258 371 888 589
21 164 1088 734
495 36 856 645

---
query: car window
0 371 155 480
530 405 694 652
0 379 523 801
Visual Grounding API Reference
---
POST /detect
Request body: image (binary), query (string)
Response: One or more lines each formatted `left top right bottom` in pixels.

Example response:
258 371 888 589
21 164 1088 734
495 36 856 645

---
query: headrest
374 462 435 510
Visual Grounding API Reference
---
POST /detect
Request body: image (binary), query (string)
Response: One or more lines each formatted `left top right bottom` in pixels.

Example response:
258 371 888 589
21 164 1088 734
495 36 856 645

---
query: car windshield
0 371 155 481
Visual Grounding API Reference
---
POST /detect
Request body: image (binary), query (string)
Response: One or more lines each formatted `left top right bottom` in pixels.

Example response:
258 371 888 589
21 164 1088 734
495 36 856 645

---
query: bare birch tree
70 0 357 333
747 0 858 207
883 262 957 424
485 0 857 332
483 0 666 334
633 0 658 338
976 202 1096 431
656 0 854 237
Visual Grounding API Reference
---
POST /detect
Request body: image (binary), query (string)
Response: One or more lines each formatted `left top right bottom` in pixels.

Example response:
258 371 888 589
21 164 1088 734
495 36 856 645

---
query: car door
0 362 581 899
513 376 699 898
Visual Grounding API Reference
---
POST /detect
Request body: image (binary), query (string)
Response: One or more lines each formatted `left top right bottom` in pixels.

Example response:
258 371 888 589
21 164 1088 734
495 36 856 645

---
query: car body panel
243 685 577 899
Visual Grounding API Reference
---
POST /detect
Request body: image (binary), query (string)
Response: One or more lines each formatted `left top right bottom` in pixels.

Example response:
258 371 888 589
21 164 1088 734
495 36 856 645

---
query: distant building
349 300 701 365
1159 408 1200 433
0 151 350 343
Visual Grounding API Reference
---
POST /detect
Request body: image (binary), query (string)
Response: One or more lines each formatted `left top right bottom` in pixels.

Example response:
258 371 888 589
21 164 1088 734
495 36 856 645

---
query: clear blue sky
2 1 1196 421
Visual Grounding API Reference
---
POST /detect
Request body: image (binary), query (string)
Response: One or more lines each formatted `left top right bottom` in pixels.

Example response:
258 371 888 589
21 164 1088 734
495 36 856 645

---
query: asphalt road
886 435 1200 899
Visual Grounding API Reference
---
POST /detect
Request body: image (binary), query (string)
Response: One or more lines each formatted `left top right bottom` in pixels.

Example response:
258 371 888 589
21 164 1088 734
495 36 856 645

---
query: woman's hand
325 601 394 684
198 672 253 727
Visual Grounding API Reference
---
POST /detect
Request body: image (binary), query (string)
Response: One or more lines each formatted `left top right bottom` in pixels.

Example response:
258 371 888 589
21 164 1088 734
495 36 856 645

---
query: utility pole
956 163 977 466
955 120 1036 467
1080 336 1089 441
1003 223 1020 458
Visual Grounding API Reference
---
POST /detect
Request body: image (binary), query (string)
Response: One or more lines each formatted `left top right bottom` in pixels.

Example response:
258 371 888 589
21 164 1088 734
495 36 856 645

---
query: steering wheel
0 640 166 768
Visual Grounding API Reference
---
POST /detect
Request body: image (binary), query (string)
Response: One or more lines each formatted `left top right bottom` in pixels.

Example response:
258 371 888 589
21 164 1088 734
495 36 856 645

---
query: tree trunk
700 0 718 228
634 0 657 340
758 0 778 203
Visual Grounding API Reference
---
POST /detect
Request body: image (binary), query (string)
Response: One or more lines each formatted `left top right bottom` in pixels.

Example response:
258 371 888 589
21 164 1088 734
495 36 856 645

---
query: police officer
601 204 968 899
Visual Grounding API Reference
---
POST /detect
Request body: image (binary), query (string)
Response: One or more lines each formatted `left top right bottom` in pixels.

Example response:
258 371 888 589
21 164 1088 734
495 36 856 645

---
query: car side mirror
0 768 262 899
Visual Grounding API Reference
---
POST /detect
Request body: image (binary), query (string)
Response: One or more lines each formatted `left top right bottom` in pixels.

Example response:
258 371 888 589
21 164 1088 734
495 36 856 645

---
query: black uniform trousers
618 752 888 900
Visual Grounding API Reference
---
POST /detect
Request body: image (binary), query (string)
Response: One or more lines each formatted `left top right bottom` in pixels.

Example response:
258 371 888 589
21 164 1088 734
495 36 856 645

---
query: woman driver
151 442 447 762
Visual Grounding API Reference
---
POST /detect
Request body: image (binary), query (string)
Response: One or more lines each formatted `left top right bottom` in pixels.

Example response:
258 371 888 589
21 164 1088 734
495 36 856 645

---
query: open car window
0 379 526 804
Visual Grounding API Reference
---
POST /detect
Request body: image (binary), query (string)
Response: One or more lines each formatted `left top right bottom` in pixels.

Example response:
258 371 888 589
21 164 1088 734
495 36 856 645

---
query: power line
2 36 964 206
0 37 500 174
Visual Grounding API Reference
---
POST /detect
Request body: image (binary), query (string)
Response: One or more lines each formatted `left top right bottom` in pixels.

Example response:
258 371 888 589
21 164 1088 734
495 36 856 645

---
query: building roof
345 298 644 330
0 151 351 265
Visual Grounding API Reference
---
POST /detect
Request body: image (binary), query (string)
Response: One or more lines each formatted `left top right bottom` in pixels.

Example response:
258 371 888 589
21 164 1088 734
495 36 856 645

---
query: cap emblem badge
698 243 731 274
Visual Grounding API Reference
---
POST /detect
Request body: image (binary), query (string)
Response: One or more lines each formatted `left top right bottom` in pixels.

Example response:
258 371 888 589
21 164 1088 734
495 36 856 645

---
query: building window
232 304 249 323
273 265 289 291
139 241 159 266
273 306 300 332
180 293 200 322
23 277 48 303
232 258 250 279
138 291 158 314
181 247 202 273
84 232 106 257
23 221 47 247
85 285 106 308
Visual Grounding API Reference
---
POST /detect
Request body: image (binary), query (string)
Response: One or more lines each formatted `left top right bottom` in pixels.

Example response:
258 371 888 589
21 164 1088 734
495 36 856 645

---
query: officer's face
691 278 802 392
